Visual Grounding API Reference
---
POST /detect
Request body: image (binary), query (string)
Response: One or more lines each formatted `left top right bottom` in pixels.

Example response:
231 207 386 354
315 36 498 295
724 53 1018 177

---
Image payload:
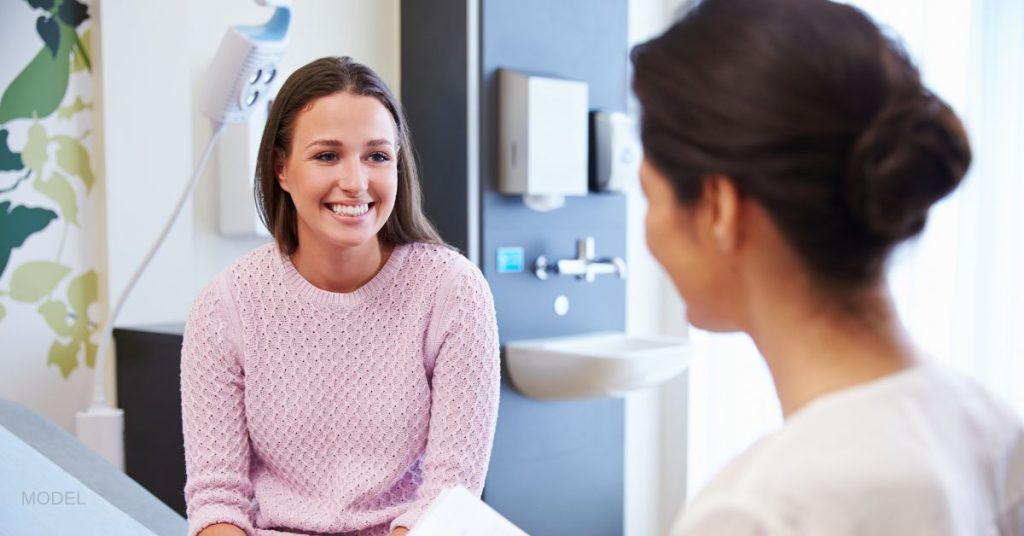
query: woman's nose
335 158 368 193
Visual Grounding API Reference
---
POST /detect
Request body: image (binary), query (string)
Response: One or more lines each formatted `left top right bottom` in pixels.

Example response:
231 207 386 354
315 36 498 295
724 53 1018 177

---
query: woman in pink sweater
180 57 500 536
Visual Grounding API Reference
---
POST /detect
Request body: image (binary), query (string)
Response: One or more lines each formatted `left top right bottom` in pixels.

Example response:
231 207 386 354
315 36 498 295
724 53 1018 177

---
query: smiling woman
275 91 401 292
180 57 501 536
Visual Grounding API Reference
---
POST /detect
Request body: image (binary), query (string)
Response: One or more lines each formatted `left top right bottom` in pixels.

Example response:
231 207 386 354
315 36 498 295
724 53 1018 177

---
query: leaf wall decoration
33 170 78 224
0 129 24 171
56 97 90 119
0 23 73 123
0 201 58 278
35 15 60 57
37 299 75 337
52 134 94 190
66 269 97 322
46 339 78 378
9 260 71 303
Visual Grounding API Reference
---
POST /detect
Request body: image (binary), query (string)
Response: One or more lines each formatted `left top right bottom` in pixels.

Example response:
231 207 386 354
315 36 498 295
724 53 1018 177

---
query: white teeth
328 203 370 217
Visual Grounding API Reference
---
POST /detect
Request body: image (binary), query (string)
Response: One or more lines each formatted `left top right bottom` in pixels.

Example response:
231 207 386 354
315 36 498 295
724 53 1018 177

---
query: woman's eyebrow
304 138 394 150
305 138 343 150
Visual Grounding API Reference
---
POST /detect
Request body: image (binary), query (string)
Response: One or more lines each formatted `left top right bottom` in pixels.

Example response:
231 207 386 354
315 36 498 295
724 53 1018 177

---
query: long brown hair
255 56 443 255
632 0 971 287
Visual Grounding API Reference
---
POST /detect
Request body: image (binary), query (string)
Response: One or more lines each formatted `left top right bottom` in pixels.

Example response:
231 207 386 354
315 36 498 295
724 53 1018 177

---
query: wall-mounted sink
505 332 691 400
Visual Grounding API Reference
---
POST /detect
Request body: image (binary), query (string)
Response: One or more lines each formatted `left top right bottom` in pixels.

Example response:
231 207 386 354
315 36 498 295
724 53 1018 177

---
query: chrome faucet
534 237 628 282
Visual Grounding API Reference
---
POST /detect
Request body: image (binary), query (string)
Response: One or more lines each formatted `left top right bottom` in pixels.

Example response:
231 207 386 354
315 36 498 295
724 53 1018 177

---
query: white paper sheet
408 485 529 536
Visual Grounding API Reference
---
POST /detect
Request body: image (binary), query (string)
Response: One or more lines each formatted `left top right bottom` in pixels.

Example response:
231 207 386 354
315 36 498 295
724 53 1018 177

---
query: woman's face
277 91 399 255
640 156 742 331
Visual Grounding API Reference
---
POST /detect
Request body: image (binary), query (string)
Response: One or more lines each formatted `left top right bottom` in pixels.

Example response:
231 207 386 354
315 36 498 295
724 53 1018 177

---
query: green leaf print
26 0 56 11
70 29 92 73
0 129 24 171
0 302 5 322
36 15 60 57
66 269 97 322
33 170 78 224
38 299 75 337
0 22 73 123
47 339 78 378
0 201 58 278
39 270 100 375
9 261 71 303
57 97 91 119
21 123 48 178
84 341 97 368
52 135 93 190
58 0 90 29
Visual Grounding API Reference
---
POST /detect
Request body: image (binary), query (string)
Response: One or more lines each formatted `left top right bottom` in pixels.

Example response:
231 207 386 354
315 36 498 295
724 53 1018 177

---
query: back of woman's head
255 56 441 255
632 0 971 287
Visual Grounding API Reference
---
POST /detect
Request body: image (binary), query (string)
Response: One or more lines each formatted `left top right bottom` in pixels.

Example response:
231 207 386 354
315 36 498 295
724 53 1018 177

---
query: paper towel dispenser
498 70 589 211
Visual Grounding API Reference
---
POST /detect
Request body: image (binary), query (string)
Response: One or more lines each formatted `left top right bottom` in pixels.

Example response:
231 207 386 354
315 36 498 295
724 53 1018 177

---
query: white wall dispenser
592 111 640 193
498 69 588 211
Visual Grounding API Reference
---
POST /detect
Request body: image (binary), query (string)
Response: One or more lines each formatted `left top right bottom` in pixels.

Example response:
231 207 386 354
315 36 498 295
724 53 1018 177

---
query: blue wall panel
480 1 630 534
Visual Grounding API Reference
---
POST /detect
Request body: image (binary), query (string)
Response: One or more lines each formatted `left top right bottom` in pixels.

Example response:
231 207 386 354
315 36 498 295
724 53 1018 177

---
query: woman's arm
181 280 256 536
389 262 501 532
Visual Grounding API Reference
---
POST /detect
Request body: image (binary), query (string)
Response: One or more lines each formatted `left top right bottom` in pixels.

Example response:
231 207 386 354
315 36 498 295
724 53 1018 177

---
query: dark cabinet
114 324 187 516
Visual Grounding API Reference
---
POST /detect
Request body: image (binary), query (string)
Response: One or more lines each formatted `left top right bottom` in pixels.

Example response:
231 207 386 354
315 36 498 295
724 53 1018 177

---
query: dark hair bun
845 92 972 241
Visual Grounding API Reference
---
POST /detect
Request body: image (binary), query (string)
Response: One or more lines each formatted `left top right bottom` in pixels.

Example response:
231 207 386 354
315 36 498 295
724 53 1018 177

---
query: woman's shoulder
397 242 491 310
677 364 1024 534
192 242 280 307
401 241 481 281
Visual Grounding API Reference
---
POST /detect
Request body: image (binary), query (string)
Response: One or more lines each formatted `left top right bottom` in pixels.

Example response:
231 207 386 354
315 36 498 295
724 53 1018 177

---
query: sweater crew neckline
273 243 410 307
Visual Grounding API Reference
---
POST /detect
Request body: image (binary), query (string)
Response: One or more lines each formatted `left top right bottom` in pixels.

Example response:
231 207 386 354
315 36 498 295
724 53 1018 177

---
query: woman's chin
686 309 742 333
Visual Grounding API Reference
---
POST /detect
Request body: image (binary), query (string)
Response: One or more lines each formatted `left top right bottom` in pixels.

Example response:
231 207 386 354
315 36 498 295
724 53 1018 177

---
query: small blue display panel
496 247 525 274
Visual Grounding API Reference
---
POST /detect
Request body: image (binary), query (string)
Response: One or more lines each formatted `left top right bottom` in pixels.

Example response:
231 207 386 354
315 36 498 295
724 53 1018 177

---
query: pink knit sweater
180 242 500 536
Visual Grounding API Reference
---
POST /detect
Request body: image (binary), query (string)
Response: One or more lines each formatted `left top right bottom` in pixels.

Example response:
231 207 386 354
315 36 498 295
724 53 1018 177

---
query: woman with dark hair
632 0 1024 533
180 57 500 536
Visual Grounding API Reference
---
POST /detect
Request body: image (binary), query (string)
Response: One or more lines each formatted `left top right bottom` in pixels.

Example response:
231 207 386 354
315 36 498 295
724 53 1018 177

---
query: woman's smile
325 201 374 219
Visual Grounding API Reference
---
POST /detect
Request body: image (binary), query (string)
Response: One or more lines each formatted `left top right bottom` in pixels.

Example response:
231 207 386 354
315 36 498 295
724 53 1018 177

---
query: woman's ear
704 174 742 252
275 149 290 193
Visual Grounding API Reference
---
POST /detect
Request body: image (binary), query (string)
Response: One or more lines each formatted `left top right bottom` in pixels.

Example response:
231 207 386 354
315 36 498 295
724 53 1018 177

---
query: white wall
625 1 693 534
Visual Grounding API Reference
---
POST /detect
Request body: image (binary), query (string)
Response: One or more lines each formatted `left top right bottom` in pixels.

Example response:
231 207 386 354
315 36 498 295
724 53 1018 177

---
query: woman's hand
197 523 247 536
390 527 409 536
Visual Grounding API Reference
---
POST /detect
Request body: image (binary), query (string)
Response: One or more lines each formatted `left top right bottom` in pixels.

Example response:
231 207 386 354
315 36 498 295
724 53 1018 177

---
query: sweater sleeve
180 278 255 536
390 262 501 531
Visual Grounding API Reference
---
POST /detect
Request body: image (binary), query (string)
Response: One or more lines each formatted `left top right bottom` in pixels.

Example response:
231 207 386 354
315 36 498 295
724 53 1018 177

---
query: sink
505 332 691 400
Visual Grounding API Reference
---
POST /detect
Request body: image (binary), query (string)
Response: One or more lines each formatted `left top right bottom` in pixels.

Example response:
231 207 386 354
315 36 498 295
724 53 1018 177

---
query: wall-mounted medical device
203 0 292 236
498 70 589 211
591 111 640 193
201 0 291 126
218 100 272 236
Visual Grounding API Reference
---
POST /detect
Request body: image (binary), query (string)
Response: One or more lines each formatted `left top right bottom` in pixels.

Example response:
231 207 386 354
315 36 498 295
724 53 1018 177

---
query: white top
672 362 1024 536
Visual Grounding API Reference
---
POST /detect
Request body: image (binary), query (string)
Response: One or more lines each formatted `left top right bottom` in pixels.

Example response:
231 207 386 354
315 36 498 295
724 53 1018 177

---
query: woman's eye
314 152 338 162
368 151 392 163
